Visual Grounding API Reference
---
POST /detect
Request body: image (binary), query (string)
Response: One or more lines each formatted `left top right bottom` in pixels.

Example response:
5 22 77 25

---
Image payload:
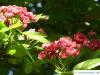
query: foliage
0 5 49 75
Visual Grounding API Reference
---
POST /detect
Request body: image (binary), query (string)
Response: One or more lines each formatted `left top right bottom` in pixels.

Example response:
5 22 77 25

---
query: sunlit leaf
23 31 49 43
0 19 22 33
8 49 16 55
73 58 100 70
36 14 43 22
0 21 7 30
34 46 43 50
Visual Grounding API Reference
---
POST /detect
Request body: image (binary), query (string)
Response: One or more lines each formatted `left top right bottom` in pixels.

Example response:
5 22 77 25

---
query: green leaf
73 58 100 70
34 46 43 50
7 42 27 57
1 23 21 32
55 69 62 74
36 14 43 22
0 21 7 30
23 31 49 43
25 59 33 74
8 49 16 55
0 19 22 33
14 43 27 57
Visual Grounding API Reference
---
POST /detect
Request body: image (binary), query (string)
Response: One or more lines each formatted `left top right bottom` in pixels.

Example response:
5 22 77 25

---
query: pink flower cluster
74 32 89 46
87 39 100 50
38 36 81 60
87 31 100 50
73 32 100 50
38 32 100 60
0 5 36 28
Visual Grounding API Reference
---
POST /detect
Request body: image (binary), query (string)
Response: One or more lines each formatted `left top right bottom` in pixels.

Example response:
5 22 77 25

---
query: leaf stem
26 50 35 63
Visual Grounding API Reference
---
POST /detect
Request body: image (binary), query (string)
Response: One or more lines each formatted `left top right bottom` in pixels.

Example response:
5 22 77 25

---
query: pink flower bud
88 31 96 36
38 51 46 60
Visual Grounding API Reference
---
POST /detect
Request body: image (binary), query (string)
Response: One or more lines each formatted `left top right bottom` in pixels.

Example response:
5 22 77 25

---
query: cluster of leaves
0 16 49 75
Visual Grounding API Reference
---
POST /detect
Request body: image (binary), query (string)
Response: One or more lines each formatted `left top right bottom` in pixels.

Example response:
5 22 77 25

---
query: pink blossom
0 5 36 28
74 32 88 44
65 47 80 56
88 31 96 36
4 12 14 18
38 35 81 60
59 51 68 59
21 15 30 24
87 39 100 50
38 51 46 60
58 36 72 48
0 14 6 22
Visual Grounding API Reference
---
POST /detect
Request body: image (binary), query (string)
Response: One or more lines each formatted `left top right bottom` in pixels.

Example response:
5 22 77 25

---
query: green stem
58 58 73 75
53 59 62 71
26 50 35 63
26 50 41 73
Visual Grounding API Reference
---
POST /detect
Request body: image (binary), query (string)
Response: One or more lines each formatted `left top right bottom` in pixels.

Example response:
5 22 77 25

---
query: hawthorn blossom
38 35 81 60
0 5 36 28
87 39 100 50
0 13 6 22
88 31 96 36
38 51 46 60
38 32 100 60
74 32 89 46
59 51 68 59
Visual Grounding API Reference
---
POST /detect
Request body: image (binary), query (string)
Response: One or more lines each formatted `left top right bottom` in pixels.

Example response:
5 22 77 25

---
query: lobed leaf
23 31 49 43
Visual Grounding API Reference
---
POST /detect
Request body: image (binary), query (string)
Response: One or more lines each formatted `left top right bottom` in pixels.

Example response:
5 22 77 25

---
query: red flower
42 42 58 52
87 39 100 50
74 32 88 44
48 52 57 59
88 31 96 36
65 47 80 56
59 51 68 59
76 43 83 49
38 35 81 60
58 36 72 48
38 51 46 60
41 41 59 59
